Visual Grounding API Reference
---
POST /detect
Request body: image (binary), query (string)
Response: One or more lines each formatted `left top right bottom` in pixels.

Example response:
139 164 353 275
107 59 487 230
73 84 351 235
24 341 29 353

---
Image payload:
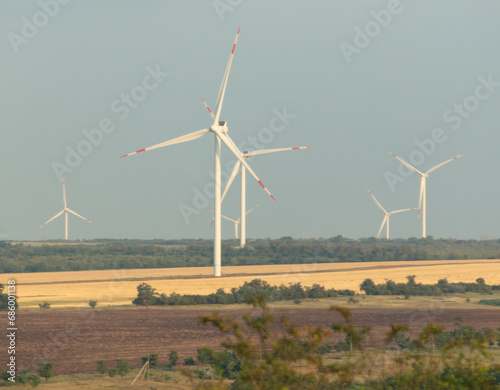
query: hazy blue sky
1 0 499 241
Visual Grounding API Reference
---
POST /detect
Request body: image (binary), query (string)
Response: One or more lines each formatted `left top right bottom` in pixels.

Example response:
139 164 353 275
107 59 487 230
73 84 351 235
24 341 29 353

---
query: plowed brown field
3 306 500 376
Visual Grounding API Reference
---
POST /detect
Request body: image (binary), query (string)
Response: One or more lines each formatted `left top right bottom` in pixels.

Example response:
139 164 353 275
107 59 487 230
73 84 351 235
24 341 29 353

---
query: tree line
1 236 500 273
360 275 500 296
132 279 355 306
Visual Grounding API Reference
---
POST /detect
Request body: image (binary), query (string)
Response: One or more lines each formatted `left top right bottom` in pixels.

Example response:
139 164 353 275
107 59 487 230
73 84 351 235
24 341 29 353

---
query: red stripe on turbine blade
136 148 146 154
271 195 277 202
292 147 299 150
231 44 236 54
258 180 265 188
119 154 128 158
237 25 241 34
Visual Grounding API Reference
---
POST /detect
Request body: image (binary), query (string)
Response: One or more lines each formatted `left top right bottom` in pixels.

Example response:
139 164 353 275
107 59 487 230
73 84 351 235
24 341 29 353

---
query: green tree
168 350 179 366
132 283 160 306
141 353 158 368
89 300 97 309
116 358 131 377
184 356 195 365
96 360 107 374
37 362 54 382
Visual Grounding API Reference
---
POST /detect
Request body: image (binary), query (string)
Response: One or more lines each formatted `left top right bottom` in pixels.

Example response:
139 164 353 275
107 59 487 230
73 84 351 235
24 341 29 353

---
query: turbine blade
367 189 387 214
214 25 241 123
63 177 67 209
39 210 65 228
201 97 215 120
245 203 261 216
215 130 276 201
426 153 464 174
67 209 93 224
120 128 209 158
244 146 313 157
221 160 241 203
390 208 418 214
386 150 423 176
221 214 237 223
377 215 387 239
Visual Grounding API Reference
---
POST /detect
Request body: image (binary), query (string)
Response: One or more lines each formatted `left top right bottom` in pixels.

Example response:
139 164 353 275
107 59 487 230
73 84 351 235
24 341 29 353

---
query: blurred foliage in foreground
183 295 500 389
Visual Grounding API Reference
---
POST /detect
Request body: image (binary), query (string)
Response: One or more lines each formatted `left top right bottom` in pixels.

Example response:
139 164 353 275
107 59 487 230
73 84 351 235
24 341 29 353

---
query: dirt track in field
3 306 500 376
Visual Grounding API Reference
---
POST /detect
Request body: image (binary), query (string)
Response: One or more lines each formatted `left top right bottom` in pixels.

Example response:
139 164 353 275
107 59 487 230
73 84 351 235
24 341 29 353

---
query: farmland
2 259 500 388
3 259 500 308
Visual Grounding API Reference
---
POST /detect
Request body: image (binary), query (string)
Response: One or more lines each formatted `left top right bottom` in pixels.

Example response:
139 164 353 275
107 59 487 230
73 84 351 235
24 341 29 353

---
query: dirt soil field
3 306 500 376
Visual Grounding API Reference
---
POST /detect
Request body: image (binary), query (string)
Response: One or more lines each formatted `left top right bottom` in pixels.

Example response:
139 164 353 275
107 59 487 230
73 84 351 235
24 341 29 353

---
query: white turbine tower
387 150 464 238
39 177 93 240
120 26 275 277
367 190 416 239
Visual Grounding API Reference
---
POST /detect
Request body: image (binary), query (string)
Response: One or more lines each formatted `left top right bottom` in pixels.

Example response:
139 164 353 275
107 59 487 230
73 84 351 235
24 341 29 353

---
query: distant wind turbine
387 150 464 238
367 190 416 239
212 204 260 240
39 177 93 240
120 26 275 277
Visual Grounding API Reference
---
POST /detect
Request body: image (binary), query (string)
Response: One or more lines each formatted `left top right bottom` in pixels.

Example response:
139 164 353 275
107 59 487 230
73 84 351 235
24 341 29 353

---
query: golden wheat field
3 259 500 308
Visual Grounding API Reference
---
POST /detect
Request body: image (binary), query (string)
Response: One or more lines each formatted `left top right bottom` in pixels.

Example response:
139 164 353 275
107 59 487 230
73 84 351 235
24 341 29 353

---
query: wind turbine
39 177 93 240
199 107 312 249
120 26 275 277
387 150 464 238
367 190 416 239
212 204 260 240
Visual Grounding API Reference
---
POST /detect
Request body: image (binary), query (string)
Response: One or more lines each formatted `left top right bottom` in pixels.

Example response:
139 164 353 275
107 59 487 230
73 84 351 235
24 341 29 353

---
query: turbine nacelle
211 121 228 134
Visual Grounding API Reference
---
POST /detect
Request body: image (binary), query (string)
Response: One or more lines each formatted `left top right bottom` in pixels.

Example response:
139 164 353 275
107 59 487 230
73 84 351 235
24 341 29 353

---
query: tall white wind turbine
367 190 416 239
120 26 275 277
197 115 311 248
387 151 464 238
39 177 93 240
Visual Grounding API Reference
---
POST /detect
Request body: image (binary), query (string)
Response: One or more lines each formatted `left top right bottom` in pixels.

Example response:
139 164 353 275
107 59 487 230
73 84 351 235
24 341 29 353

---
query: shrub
96 360 107 374
108 369 117 377
38 302 50 309
17 369 41 387
184 356 195 365
168 350 179 366
478 299 500 306
89 300 97 309
293 298 301 305
37 362 54 381
197 347 214 364
141 353 158 368
116 358 131 377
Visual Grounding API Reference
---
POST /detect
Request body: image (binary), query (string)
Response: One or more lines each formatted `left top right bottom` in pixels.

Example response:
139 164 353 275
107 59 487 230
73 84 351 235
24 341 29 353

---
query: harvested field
3 306 500 376
3 259 500 308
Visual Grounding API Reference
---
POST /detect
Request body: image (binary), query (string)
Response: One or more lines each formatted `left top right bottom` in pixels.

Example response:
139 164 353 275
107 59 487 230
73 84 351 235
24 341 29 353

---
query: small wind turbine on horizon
367 189 416 239
212 204 260 240
387 150 464 238
39 177 93 240
120 26 275 277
